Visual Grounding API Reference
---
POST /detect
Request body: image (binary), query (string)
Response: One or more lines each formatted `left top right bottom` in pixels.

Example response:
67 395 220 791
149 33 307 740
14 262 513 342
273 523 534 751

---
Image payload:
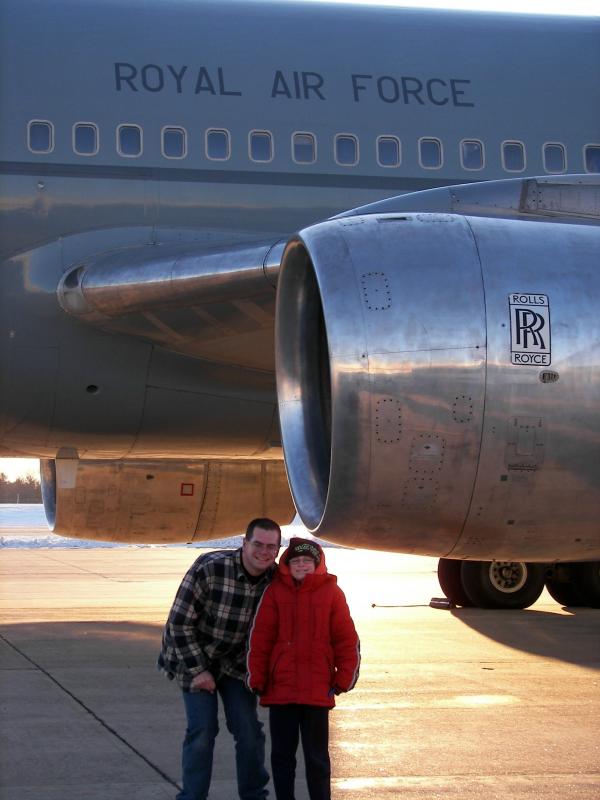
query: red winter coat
246 543 360 708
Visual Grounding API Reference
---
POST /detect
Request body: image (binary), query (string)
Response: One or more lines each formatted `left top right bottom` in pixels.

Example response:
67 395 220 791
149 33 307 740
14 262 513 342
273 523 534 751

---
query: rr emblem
509 294 551 366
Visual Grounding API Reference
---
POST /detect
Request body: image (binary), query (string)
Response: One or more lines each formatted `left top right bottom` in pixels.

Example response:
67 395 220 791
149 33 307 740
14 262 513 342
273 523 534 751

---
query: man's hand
190 670 216 693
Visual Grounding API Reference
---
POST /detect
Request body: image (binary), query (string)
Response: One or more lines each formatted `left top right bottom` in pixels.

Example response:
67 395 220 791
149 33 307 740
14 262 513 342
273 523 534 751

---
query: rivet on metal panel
375 397 402 444
452 394 474 423
506 416 545 469
408 433 446 473
400 475 440 510
360 272 392 311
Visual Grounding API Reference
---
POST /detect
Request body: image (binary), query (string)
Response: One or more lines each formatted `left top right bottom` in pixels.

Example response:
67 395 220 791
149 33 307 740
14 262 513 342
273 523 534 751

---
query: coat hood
277 538 330 582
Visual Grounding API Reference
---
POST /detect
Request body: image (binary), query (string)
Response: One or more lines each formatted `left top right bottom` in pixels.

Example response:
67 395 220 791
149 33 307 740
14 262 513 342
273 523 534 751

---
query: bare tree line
0 474 42 503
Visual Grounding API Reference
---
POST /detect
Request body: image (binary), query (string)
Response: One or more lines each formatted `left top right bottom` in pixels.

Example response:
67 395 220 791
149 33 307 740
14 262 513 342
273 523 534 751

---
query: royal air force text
114 64 475 107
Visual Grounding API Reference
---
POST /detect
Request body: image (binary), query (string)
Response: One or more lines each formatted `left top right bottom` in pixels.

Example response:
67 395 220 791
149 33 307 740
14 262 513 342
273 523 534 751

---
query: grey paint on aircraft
0 0 599 552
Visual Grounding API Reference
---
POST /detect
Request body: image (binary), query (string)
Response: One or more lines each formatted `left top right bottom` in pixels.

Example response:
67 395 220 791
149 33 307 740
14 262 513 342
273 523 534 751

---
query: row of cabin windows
27 120 600 174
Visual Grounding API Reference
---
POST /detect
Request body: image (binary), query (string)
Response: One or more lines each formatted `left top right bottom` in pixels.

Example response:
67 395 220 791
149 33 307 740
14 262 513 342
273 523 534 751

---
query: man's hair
245 518 282 544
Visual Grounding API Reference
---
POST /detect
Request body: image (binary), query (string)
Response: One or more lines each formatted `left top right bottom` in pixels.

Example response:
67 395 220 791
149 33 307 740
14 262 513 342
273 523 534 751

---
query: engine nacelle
276 213 600 561
41 457 294 543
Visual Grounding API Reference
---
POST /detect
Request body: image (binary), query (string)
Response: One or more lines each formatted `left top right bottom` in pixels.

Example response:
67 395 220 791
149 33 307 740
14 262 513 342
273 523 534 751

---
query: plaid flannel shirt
157 548 274 690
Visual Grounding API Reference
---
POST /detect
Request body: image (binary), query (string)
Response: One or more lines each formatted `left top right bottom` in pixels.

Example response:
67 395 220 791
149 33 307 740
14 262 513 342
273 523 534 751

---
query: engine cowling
40 457 294 542
275 213 600 561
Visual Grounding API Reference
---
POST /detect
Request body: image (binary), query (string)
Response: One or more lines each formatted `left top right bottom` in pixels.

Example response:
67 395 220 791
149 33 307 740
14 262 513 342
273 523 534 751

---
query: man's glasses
247 540 279 553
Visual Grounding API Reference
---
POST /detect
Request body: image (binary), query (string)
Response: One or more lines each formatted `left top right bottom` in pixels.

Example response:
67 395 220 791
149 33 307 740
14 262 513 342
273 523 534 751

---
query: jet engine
276 212 600 570
40 457 293 543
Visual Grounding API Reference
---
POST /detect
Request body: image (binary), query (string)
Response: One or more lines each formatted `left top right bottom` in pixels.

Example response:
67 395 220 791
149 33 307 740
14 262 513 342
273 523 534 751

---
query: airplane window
206 129 230 160
335 134 358 166
117 124 142 157
584 145 600 173
73 123 99 156
543 143 566 173
250 131 273 162
460 139 484 170
502 141 525 172
293 132 316 164
377 136 401 167
162 127 187 159
28 121 53 153
419 138 442 169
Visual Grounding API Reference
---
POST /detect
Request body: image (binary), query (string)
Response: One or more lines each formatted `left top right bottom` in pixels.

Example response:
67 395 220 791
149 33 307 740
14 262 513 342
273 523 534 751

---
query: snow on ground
0 504 310 549
0 504 46 528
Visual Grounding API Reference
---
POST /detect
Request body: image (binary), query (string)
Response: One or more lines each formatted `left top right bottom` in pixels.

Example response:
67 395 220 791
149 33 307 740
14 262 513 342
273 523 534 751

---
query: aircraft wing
57 240 284 370
34 240 296 542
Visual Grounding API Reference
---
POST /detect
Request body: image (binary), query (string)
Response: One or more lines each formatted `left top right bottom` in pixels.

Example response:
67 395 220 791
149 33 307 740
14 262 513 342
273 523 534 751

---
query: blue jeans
177 675 269 800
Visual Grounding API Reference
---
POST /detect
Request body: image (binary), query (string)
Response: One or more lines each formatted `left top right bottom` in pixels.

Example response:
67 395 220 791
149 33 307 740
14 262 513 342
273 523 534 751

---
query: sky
0 458 40 482
318 0 600 12
0 0 596 485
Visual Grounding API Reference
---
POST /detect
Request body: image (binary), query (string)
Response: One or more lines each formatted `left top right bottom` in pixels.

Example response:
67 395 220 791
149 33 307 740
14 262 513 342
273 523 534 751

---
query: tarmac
0 545 599 800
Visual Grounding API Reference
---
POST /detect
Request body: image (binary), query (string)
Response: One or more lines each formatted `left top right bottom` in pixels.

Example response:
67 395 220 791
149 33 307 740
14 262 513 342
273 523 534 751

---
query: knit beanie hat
284 537 321 565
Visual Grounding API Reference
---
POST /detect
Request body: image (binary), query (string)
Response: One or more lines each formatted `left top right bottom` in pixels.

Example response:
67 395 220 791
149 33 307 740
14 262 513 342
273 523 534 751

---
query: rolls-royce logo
509 294 551 366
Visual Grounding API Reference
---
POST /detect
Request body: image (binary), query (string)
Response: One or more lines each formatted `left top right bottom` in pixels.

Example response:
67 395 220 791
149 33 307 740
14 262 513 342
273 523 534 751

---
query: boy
247 537 360 800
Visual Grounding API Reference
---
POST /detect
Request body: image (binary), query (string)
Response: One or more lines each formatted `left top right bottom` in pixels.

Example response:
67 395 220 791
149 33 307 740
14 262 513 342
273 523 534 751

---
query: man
158 517 282 800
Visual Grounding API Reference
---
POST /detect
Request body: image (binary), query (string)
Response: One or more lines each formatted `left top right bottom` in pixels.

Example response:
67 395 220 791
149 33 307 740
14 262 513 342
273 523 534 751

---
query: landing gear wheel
545 577 585 607
461 561 546 609
545 564 586 607
573 561 600 608
437 558 472 607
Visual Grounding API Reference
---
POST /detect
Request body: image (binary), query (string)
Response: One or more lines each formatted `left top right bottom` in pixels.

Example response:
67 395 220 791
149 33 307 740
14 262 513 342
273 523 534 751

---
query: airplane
1 0 599 610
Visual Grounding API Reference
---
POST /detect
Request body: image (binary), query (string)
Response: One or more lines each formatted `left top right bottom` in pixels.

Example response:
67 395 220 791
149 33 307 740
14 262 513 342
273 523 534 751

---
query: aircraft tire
437 558 472 607
572 561 600 608
545 564 586 607
460 561 546 609
545 577 585 607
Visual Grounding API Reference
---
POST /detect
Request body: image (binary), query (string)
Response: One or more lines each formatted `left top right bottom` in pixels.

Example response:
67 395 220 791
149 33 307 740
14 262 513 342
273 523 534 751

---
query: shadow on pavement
450 606 600 668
